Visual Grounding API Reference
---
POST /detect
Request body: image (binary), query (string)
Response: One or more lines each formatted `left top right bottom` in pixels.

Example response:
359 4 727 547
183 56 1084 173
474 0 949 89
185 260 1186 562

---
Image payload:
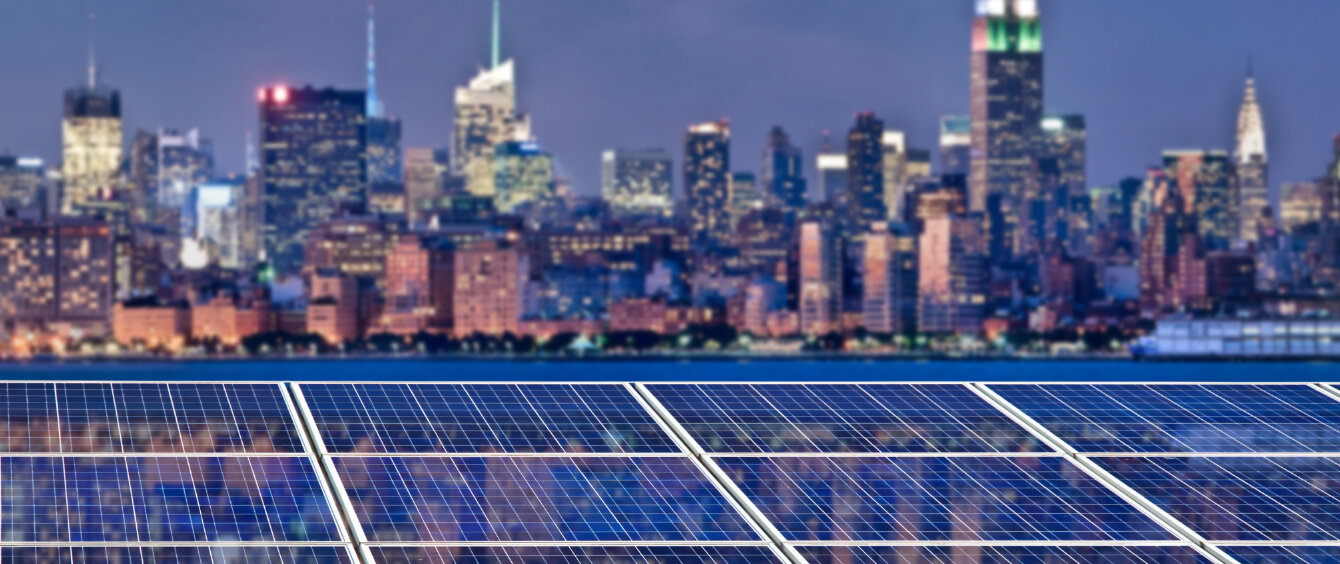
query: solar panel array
1 381 1337 563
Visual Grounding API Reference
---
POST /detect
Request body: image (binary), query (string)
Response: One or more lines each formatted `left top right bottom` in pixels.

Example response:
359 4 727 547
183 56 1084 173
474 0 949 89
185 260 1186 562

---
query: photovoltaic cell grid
988 384 1340 453
0 456 343 543
299 383 681 454
364 545 785 563
1222 546 1340 563
791 545 1214 564
331 455 762 543
0 546 356 563
645 383 1045 453
713 455 1177 543
0 382 305 453
1094 456 1340 542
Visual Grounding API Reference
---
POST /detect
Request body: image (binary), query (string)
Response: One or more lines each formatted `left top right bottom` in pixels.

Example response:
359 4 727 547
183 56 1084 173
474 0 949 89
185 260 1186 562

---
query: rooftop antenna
491 0 501 69
366 4 382 117
87 11 97 88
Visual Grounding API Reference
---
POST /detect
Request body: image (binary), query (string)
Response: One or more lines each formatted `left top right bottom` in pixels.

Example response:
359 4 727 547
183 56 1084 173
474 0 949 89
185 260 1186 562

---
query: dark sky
2 1 1337 196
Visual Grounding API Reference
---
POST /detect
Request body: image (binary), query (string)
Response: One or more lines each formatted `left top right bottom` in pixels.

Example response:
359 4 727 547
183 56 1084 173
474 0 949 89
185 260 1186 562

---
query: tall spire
87 11 97 88
366 4 381 117
490 0 501 70
1236 62 1266 164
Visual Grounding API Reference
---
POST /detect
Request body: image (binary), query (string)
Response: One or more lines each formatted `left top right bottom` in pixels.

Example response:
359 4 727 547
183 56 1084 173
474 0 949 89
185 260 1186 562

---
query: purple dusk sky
1 1 1337 196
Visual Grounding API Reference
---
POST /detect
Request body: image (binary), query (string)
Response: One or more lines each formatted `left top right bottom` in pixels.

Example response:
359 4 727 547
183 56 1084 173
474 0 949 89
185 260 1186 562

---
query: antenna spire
490 0 501 69
87 11 97 88
366 4 381 117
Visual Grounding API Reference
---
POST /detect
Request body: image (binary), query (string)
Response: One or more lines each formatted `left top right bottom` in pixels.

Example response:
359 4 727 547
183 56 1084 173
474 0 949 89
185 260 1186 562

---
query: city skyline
1 1 1337 195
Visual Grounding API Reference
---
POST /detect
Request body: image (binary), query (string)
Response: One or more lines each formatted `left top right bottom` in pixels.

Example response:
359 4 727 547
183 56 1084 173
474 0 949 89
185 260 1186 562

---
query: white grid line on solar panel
1218 546 1340 564
0 383 306 454
1088 456 1340 543
0 455 346 544
295 383 681 454
0 545 359 563
981 384 1340 454
703 455 1179 544
640 384 1045 454
360 544 789 564
785 544 1220 564
325 454 766 544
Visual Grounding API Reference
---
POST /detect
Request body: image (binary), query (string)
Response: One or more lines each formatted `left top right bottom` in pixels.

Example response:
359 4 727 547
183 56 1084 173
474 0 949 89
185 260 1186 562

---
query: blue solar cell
0 383 304 453
645 384 1042 453
1094 456 1340 542
300 384 679 454
714 456 1176 543
1222 546 1340 563
793 545 1212 564
0 456 341 543
365 546 782 564
0 546 355 564
332 455 761 542
989 384 1340 453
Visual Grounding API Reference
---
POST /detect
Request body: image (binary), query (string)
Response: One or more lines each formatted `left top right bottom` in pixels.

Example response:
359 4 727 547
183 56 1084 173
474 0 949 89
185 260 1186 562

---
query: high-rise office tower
1163 149 1235 250
815 153 847 205
602 148 674 219
846 112 886 226
684 120 731 248
404 147 441 225
969 0 1043 257
258 85 367 276
940 115 971 177
493 140 555 213
730 172 760 221
365 6 403 185
881 131 908 221
1042 115 1086 193
454 0 528 198
759 127 806 214
799 220 841 335
0 156 47 216
61 41 122 216
862 223 917 334
157 129 214 237
1235 67 1268 242
918 213 987 334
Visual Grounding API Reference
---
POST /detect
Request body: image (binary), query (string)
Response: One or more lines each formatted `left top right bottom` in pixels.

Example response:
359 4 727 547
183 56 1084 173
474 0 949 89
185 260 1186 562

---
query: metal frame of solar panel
292 382 779 564
977 381 1340 564
0 382 355 562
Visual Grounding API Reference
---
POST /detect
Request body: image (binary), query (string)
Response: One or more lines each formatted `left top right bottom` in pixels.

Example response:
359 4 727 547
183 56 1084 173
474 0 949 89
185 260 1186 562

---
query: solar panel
0 546 356 564
988 384 1340 453
644 384 1042 453
1221 546 1340 563
792 545 1213 564
1093 456 1340 542
364 546 783 564
0 456 342 543
0 383 305 453
331 455 761 543
299 383 680 454
712 455 1176 543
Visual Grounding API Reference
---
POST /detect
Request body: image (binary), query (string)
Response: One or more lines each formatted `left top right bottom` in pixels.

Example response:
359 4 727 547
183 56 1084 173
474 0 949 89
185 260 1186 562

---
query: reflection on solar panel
792 545 1213 564
364 546 782 564
1222 546 1340 563
1094 456 1340 542
300 384 679 454
713 456 1175 542
0 456 342 543
989 384 1340 453
0 546 355 564
332 456 760 543
645 384 1042 453
0 383 304 453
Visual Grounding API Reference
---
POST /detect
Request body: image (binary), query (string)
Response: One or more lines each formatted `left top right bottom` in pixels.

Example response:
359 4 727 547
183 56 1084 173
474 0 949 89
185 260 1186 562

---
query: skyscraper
939 115 971 177
601 148 674 219
862 223 917 334
404 147 441 226
157 129 214 238
684 120 731 248
1164 149 1235 249
61 43 122 216
730 172 760 221
493 140 555 213
969 0 1043 253
881 130 908 221
815 153 847 205
258 85 367 276
365 5 403 185
799 220 841 335
846 112 886 226
1042 115 1086 193
758 126 806 214
453 0 528 198
1235 66 1268 242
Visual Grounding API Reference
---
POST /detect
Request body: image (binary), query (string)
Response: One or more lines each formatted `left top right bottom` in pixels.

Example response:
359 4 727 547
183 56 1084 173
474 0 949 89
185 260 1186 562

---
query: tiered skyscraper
453 0 528 198
969 0 1043 255
1235 65 1268 242
61 31 122 216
